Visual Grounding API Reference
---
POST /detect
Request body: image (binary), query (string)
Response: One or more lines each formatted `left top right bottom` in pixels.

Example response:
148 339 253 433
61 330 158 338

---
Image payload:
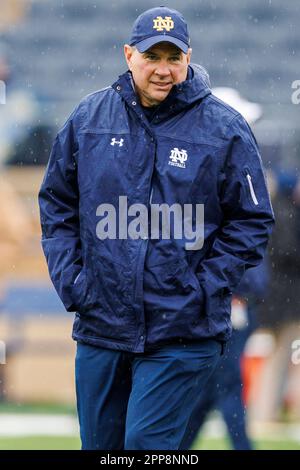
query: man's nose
154 62 171 77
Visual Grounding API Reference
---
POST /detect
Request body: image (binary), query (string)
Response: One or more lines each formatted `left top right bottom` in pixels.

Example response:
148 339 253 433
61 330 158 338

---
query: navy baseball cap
129 6 190 54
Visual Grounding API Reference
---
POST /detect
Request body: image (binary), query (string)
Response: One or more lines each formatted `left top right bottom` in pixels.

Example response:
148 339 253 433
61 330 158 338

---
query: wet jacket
38 64 274 352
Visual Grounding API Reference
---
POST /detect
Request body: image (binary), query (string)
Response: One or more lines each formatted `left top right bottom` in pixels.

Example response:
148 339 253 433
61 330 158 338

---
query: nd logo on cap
153 16 174 32
129 7 190 53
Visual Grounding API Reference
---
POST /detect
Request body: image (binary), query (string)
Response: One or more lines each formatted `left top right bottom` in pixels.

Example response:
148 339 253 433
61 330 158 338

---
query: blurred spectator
0 45 54 166
180 262 269 450
259 169 300 419
263 170 300 330
0 46 34 276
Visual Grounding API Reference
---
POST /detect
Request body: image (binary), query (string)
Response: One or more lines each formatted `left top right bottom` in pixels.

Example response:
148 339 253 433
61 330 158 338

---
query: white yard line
202 417 300 443
0 413 300 443
0 414 79 437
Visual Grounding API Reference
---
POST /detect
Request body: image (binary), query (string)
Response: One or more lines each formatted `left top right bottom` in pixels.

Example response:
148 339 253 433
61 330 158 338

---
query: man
38 6 274 450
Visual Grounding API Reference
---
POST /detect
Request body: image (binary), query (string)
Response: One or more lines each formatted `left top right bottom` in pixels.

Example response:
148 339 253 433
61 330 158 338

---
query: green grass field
0 436 81 450
0 436 300 450
0 402 76 415
1 403 300 450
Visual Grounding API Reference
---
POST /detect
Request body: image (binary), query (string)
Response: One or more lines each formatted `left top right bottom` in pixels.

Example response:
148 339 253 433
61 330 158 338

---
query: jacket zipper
149 187 154 204
246 172 259 206
74 270 83 285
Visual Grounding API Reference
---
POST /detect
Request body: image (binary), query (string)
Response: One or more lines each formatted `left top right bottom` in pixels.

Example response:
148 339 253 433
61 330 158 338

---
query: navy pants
75 339 221 450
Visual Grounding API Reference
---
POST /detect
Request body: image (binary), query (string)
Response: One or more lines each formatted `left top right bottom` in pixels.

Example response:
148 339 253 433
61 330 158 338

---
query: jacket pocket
243 167 259 206
145 256 203 307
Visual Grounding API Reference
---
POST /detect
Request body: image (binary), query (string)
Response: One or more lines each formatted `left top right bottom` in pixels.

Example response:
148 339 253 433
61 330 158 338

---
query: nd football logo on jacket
153 16 174 32
168 147 188 168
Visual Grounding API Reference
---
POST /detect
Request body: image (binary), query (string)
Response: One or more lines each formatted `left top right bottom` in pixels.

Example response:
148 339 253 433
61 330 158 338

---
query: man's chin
149 89 171 104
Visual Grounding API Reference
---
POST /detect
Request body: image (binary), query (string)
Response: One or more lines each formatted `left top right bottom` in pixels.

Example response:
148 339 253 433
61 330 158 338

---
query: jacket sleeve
196 114 275 317
38 106 83 312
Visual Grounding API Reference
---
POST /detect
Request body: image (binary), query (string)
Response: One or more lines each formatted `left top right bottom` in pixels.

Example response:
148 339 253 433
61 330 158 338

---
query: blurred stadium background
0 0 300 450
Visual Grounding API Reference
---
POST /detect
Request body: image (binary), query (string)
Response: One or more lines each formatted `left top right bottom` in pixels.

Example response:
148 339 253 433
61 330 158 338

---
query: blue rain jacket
39 64 274 352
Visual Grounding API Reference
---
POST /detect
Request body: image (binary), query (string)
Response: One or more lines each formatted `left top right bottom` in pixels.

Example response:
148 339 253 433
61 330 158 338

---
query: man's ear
186 48 192 65
124 44 134 70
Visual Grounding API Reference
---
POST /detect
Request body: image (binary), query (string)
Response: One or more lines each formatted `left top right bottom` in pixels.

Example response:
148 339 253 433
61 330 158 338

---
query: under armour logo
153 16 174 32
168 148 188 169
111 138 124 147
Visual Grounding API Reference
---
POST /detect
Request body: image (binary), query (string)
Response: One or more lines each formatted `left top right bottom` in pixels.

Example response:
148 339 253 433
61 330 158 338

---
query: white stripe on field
0 414 79 436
